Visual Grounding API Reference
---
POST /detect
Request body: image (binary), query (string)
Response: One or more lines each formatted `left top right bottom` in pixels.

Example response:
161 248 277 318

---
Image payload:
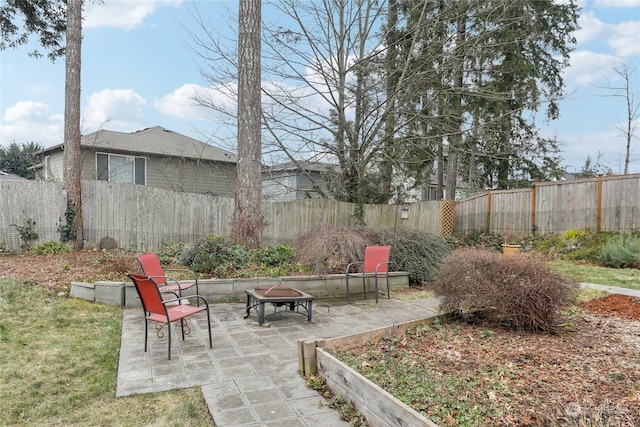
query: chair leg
346 274 350 304
362 276 366 300
144 317 149 353
205 307 212 349
167 321 172 360
386 274 390 299
374 276 379 303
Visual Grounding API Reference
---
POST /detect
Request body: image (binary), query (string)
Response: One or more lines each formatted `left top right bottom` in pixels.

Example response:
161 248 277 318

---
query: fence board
2 174 640 252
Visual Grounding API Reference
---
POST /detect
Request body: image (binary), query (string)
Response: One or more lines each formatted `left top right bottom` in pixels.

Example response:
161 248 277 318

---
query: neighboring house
0 171 27 181
33 126 237 196
262 161 339 201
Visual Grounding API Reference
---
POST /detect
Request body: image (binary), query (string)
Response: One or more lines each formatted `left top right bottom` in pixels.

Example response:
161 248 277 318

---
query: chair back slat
363 246 391 273
128 274 166 316
136 253 167 286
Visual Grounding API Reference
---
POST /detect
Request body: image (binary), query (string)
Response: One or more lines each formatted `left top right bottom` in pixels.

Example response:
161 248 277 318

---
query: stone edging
70 272 409 307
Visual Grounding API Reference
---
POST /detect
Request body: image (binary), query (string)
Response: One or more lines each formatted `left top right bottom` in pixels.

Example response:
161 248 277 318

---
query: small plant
479 329 495 339
598 234 640 268
12 218 38 251
306 375 325 391
60 260 71 270
33 241 72 255
57 200 77 243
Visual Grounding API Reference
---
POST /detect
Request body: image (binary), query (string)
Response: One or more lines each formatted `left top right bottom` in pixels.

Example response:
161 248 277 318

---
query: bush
454 230 503 252
180 235 252 277
33 241 72 255
598 235 640 268
251 244 294 267
294 226 371 275
179 236 298 278
431 248 578 332
531 231 612 263
294 225 451 283
377 228 452 284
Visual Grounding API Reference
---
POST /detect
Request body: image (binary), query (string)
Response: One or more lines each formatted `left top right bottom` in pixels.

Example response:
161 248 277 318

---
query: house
0 171 27 181
262 161 339 201
33 126 237 196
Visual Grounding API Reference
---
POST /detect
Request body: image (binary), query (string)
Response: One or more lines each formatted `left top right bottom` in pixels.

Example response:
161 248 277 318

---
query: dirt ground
0 250 138 292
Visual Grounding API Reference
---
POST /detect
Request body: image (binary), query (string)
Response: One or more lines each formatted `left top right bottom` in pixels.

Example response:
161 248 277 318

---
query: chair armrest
162 295 209 307
163 268 198 282
346 261 364 274
375 261 391 274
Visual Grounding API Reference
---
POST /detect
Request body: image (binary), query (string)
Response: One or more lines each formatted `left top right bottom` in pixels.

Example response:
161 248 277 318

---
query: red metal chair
345 245 392 304
128 274 212 360
136 253 199 305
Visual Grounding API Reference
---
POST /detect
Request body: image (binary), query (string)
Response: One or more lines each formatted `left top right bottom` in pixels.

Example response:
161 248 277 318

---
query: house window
43 156 51 180
96 153 146 185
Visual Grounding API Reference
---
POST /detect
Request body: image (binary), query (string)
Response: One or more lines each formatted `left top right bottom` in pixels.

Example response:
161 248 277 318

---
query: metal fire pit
244 285 314 325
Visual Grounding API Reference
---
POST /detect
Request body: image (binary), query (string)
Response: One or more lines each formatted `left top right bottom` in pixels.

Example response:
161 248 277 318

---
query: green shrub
252 244 294 267
156 240 187 265
598 235 640 268
377 227 452 284
530 231 612 263
179 236 298 278
180 235 251 277
33 241 72 255
454 230 503 252
431 248 578 332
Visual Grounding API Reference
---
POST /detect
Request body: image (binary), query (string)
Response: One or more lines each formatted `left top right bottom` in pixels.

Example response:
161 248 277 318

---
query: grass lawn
0 278 213 427
550 260 640 290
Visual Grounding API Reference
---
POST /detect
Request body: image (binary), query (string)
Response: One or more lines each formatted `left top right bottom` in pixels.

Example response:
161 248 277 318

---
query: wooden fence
1 174 638 252
0 180 441 251
454 173 640 237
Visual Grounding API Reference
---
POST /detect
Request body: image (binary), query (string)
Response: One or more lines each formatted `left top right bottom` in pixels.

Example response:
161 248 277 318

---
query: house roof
40 126 237 163
264 161 339 173
0 171 27 180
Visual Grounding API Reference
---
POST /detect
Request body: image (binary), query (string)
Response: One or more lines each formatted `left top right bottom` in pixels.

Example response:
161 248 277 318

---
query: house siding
145 154 236 196
39 148 236 197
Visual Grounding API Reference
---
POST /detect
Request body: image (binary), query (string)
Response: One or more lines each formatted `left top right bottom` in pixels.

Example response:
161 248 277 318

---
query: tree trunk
232 0 262 249
63 0 83 249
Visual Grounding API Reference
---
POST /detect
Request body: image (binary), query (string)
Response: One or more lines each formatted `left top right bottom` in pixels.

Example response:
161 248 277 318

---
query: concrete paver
116 295 441 426
116 284 639 426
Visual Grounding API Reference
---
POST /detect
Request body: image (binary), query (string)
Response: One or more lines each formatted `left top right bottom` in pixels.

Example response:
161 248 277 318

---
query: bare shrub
432 248 579 332
293 226 372 274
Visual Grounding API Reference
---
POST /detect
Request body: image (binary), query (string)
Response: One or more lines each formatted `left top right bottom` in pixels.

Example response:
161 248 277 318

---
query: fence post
486 190 492 233
531 181 536 235
596 175 603 232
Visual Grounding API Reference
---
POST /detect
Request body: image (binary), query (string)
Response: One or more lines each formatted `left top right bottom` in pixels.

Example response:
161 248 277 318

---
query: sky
0 0 639 175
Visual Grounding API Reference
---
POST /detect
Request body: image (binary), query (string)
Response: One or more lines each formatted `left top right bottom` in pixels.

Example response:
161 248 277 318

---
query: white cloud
564 50 625 85
0 101 63 147
594 0 640 7
574 11 608 44
559 129 640 174
84 0 183 30
609 20 640 56
155 83 236 121
83 89 147 133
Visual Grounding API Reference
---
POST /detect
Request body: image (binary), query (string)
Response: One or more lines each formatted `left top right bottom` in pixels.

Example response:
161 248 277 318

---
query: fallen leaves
338 296 640 426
